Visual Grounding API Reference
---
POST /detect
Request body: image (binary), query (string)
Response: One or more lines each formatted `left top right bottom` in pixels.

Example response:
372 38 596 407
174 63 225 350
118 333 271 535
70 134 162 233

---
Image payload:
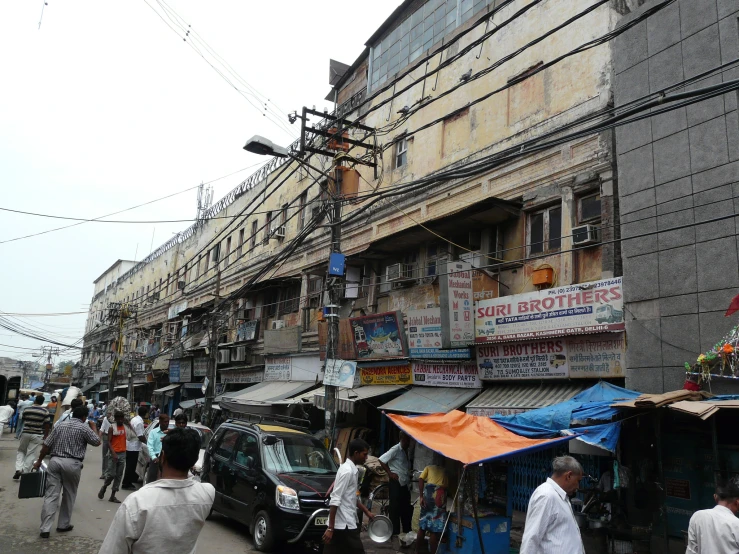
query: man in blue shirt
146 413 169 483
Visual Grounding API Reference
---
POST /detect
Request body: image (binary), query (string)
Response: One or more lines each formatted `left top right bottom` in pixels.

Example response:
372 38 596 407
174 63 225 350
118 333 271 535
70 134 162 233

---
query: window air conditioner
177 281 186 290
236 309 247 320
217 349 230 364
231 346 246 362
572 224 600 247
273 226 286 239
271 320 285 330
386 263 402 281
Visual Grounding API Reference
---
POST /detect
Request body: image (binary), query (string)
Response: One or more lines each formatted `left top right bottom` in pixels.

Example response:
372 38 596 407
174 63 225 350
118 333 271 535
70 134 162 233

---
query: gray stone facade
614 0 739 393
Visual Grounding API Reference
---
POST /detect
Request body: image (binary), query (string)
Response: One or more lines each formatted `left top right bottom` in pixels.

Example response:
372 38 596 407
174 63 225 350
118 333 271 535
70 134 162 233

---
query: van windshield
262 435 337 474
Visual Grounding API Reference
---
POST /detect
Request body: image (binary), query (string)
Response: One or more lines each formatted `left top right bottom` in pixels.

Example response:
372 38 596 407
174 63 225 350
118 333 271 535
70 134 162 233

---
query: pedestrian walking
416 453 449 554
0 403 14 438
520 455 585 554
121 406 147 490
100 413 111 478
56 398 84 427
174 412 188 428
14 394 32 438
13 395 51 479
145 413 169 484
47 396 58 416
173 406 184 417
98 427 215 554
98 410 128 503
378 431 413 540
686 476 739 553
33 404 101 538
323 438 375 554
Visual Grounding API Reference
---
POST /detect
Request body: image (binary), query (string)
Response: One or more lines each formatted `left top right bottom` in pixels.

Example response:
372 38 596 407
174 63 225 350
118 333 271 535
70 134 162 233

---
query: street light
243 135 288 158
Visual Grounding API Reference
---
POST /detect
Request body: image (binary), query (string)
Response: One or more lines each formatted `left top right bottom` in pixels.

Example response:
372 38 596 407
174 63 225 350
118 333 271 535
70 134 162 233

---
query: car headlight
276 485 300 510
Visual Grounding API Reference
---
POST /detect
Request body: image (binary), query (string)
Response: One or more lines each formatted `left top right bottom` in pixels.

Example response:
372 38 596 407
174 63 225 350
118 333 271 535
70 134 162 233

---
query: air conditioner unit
236 309 247 320
271 320 285 330
386 263 403 281
391 281 409 290
150 291 160 301
572 224 600 246
217 350 230 364
273 226 286 239
167 323 178 336
231 346 246 362
177 281 186 290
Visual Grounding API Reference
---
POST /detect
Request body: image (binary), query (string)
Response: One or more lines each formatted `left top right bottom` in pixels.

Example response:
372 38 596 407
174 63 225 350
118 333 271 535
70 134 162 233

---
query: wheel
252 510 276 552
369 483 391 518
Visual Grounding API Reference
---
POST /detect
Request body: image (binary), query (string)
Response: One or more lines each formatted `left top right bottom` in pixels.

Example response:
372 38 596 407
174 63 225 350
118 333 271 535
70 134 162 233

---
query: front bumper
281 508 330 544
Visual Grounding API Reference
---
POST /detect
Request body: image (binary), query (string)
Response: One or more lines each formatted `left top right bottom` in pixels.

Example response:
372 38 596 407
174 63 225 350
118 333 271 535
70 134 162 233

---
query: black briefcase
18 469 47 499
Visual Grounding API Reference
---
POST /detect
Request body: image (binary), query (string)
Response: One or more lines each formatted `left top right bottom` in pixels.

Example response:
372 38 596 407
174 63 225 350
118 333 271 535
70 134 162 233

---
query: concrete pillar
559 183 575 285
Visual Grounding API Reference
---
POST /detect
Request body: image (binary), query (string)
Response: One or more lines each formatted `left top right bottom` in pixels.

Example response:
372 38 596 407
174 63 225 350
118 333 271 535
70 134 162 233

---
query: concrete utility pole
204 268 222 427
107 302 137 403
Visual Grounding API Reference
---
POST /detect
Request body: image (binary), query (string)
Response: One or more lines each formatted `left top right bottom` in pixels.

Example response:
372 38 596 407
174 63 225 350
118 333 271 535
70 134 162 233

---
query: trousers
324 528 365 554
40 457 82 533
146 458 159 484
101 438 110 475
388 479 413 535
104 452 126 492
121 450 140 486
16 433 44 473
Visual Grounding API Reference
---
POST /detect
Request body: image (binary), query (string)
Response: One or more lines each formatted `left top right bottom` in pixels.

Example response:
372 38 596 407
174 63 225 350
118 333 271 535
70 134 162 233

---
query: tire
252 510 276 552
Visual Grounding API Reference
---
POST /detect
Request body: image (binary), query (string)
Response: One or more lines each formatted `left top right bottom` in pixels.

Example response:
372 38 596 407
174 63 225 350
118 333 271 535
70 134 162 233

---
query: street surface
0 433 254 553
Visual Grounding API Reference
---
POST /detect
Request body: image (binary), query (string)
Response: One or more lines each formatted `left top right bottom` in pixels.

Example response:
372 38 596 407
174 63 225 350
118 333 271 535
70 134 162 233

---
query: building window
225 236 232 266
250 220 258 249
395 137 408 169
279 204 288 240
211 244 221 264
280 284 301 315
528 205 562 255
237 229 245 258
264 212 272 244
298 192 308 230
578 192 601 223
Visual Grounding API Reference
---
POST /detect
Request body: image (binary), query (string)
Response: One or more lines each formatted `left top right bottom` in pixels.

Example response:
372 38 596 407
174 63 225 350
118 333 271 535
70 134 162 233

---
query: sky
0 0 400 364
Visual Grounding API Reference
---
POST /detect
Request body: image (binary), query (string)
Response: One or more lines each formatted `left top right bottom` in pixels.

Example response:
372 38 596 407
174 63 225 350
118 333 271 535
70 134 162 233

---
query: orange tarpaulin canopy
387 410 575 466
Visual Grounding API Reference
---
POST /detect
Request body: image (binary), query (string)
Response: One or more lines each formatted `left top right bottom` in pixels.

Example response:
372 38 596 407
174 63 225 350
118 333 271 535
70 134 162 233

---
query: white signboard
439 260 475 348
179 359 192 382
407 308 471 359
475 278 625 343
412 362 481 388
477 339 569 380
265 357 292 381
324 359 357 388
168 301 188 320
193 358 208 378
476 333 626 380
220 369 264 385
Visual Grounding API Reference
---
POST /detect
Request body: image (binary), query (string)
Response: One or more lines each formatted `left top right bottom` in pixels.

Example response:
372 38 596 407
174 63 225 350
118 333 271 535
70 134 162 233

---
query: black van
201 416 337 552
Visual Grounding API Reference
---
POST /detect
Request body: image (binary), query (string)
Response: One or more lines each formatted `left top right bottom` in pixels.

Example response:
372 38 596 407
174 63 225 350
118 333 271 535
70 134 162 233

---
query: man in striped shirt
13 395 51 478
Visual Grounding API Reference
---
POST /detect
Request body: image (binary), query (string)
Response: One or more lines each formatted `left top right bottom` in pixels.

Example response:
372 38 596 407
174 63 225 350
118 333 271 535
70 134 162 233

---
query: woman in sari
416 453 448 554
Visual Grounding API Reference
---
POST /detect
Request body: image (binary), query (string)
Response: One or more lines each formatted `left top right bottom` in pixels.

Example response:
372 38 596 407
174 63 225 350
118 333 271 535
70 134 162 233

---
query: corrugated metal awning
220 381 317 412
465 382 590 417
153 384 181 394
314 385 406 414
179 398 206 409
379 386 480 415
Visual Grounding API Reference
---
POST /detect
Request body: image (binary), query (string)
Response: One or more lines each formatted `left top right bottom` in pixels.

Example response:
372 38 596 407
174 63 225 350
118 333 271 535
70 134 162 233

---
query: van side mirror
245 455 255 469
262 434 279 446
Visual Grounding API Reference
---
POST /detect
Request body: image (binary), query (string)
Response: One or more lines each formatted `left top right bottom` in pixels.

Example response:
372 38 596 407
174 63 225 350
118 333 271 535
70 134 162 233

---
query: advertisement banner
360 364 412 385
220 369 264 385
475 278 625 343
236 320 260 342
324 359 357 388
476 333 626 380
179 359 192 382
439 260 475 348
407 308 472 359
168 360 180 383
318 320 357 361
263 326 302 355
265 357 292 381
193 358 208 378
412 362 481 388
349 311 407 359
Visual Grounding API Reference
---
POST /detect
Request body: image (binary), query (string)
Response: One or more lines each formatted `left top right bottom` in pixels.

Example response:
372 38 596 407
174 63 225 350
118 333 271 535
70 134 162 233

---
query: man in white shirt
99 415 111 478
15 394 32 438
56 398 84 427
687 477 739 554
521 455 585 554
378 431 413 539
98 427 215 554
121 407 147 490
0 403 14 438
323 438 375 554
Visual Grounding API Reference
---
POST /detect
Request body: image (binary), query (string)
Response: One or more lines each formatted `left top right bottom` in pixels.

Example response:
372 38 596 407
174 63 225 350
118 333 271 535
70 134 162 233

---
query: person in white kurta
686 478 739 554
520 456 585 554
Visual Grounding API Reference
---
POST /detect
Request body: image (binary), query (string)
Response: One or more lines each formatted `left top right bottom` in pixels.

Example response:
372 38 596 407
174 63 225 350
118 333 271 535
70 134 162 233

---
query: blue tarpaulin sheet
492 382 640 453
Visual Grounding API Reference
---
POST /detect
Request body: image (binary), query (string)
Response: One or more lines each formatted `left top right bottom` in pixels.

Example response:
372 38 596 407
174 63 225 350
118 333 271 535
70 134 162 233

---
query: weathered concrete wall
614 0 739 392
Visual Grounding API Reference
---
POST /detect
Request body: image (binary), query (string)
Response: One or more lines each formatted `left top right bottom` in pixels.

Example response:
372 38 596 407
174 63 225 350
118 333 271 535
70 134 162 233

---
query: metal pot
574 512 588 529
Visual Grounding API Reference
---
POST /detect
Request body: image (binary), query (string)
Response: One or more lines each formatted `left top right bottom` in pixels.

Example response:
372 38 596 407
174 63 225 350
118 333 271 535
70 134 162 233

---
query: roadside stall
386 410 576 554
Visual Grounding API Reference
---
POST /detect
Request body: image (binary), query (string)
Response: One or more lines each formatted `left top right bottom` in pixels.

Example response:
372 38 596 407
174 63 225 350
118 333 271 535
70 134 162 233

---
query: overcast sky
0 0 399 363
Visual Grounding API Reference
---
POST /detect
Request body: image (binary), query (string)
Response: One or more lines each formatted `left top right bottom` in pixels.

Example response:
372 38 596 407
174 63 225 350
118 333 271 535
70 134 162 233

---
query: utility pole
40 346 60 388
204 268 222 427
107 302 137 403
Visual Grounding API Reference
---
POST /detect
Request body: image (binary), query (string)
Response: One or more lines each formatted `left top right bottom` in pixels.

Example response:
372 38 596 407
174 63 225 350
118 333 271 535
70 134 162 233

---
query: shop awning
153 384 181 394
379 386 481 414
272 389 319 406
80 382 100 394
220 381 317 412
182 383 205 389
179 398 206 409
314 385 405 414
152 355 171 371
387 410 574 466
183 332 206 351
466 382 592 417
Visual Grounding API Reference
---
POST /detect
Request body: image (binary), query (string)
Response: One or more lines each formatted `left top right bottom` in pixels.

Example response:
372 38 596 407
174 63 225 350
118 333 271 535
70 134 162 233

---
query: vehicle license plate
315 517 328 526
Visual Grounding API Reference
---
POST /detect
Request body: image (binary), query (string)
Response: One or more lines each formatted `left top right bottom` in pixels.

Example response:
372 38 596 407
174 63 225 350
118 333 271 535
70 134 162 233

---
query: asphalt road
0 433 255 553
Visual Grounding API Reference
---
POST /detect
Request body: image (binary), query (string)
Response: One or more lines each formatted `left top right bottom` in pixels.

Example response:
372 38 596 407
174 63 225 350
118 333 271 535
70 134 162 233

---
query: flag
725 293 739 317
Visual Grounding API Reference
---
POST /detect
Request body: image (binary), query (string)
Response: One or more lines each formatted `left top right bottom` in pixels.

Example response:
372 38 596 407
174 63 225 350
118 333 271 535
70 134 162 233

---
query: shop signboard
412 362 481 388
220 369 264 385
324 359 357 388
193 358 209 378
265 356 292 381
168 360 180 383
318 320 357 361
349 311 407 359
476 333 626 380
360 364 412 385
406 308 472 359
179 359 192 382
264 326 302 355
237 320 260 342
439 260 475 348
475 277 625 343
168 300 188 320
